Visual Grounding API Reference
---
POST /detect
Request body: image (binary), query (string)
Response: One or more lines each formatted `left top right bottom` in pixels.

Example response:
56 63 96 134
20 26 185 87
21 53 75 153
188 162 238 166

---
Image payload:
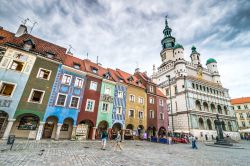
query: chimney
15 24 28 37
135 67 140 73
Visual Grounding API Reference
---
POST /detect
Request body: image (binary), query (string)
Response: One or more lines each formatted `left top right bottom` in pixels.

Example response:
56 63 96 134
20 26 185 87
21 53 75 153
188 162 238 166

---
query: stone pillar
2 119 16 139
36 122 45 140
71 125 77 140
108 128 112 140
91 127 97 140
121 128 125 141
55 123 62 140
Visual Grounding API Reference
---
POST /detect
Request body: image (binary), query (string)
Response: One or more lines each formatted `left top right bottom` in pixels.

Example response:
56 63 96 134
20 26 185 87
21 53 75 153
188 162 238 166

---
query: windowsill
74 86 83 89
61 83 71 86
55 104 66 107
28 101 42 104
69 106 78 109
101 111 108 113
89 89 97 91
0 94 12 98
9 69 23 72
37 77 50 81
85 110 94 112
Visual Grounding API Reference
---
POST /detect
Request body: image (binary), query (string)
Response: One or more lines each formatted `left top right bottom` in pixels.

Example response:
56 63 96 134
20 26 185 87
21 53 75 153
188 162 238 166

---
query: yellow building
231 97 250 138
117 69 147 138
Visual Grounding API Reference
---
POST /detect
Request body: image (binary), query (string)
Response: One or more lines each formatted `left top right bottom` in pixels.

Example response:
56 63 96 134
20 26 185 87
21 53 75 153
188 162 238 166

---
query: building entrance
0 111 8 138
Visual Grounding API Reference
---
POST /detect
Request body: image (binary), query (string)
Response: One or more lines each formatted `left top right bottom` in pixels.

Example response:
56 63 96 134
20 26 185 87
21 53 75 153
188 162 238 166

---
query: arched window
199 118 204 130
195 100 202 111
222 121 226 131
224 106 228 115
211 104 215 112
218 105 222 114
207 119 212 130
203 102 209 112
228 122 232 131
18 115 39 130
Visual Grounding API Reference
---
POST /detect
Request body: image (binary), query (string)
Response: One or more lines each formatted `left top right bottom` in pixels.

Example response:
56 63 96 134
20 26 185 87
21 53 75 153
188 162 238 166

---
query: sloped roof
0 28 14 44
63 54 86 71
4 33 67 61
156 88 167 98
116 69 145 89
231 97 250 105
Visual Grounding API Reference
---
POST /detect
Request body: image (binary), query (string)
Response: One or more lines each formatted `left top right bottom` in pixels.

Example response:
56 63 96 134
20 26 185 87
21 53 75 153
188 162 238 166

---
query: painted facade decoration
117 69 147 139
42 63 86 140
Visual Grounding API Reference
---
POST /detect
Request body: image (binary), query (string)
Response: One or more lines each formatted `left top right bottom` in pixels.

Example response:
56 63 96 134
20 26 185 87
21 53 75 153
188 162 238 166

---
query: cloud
0 0 249 98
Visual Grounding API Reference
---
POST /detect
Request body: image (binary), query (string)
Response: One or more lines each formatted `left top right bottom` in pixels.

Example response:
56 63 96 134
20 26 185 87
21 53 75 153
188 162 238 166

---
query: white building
152 17 240 140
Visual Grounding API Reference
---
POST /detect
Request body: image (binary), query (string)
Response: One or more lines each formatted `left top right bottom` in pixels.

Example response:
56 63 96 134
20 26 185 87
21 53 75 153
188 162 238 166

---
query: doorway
43 116 58 139
0 111 8 138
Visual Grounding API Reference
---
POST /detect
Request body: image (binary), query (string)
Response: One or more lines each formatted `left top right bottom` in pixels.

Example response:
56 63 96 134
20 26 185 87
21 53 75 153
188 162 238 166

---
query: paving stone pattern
0 140 250 166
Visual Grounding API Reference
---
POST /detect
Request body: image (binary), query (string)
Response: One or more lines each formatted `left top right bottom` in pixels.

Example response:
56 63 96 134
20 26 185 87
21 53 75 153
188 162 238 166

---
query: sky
0 0 250 98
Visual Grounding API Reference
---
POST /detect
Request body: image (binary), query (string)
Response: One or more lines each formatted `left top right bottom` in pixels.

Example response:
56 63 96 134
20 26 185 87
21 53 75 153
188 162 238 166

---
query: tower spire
161 16 175 49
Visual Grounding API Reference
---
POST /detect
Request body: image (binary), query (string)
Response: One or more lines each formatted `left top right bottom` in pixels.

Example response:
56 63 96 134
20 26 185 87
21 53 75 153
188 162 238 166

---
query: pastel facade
0 45 36 139
42 63 86 140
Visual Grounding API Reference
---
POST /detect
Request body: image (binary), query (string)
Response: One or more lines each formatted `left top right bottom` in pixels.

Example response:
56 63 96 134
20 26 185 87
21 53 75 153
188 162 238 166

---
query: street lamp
166 75 174 135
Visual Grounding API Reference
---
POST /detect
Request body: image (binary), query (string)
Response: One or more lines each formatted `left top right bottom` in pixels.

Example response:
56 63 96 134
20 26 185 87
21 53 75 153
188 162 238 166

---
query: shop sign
0 99 12 108
76 124 88 140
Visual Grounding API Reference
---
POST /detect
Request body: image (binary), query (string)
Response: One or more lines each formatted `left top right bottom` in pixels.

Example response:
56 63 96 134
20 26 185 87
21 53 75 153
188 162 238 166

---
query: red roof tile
116 69 145 89
63 54 86 71
231 97 250 105
156 88 166 98
0 28 14 44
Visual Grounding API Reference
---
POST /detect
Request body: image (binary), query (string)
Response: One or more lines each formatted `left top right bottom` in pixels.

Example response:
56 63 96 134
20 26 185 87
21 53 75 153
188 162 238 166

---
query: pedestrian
101 130 108 150
191 136 198 149
114 130 123 151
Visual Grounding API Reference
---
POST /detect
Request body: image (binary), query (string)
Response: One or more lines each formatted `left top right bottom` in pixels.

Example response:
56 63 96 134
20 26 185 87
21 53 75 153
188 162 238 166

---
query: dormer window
46 52 55 59
91 67 98 73
23 39 35 51
73 63 81 69
103 72 111 79
127 76 134 82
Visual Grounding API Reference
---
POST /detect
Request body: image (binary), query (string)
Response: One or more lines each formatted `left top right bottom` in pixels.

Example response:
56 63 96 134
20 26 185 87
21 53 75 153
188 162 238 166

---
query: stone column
121 128 125 141
71 125 77 140
2 119 16 139
55 123 62 140
91 127 97 140
36 122 45 140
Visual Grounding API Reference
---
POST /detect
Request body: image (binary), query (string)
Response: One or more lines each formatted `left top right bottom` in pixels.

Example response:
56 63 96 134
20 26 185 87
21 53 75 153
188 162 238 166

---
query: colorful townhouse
108 68 127 139
117 69 147 138
42 55 86 140
0 25 37 139
135 70 168 138
9 34 66 139
77 59 103 140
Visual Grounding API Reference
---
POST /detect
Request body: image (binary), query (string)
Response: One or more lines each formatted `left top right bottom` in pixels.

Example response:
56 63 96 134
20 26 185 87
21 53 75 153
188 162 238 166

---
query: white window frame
28 88 45 104
138 97 144 104
116 106 122 115
128 109 135 118
90 81 98 91
8 60 24 72
118 91 123 98
150 110 155 119
149 97 154 104
149 85 153 93
159 99 164 106
61 74 72 85
104 87 111 95
85 99 95 112
69 96 80 109
55 93 67 107
138 111 143 119
0 81 17 98
74 77 84 88
129 94 135 102
101 102 109 113
36 68 52 80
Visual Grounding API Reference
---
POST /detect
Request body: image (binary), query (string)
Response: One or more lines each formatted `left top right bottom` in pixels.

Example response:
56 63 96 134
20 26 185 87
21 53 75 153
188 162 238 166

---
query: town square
0 0 250 165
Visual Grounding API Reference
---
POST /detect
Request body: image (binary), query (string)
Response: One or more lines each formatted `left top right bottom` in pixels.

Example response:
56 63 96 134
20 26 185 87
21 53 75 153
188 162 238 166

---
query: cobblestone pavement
0 139 250 166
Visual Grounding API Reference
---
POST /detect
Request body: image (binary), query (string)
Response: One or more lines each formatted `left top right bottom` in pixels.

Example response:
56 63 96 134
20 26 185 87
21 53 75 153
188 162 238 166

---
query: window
129 110 134 117
196 84 199 90
46 53 55 59
159 99 163 106
149 97 154 104
92 68 98 73
118 91 123 98
0 82 15 97
166 88 169 96
150 110 154 118
23 43 32 51
18 116 39 130
149 86 153 92
192 83 195 89
237 105 241 109
138 97 144 104
239 113 244 118
73 64 80 69
139 111 143 119
85 99 95 112
167 103 171 112
74 77 84 88
129 95 135 102
101 102 109 112
62 74 72 85
28 89 45 104
244 105 248 109
174 86 177 94
247 113 250 118
56 93 67 106
90 81 97 91
37 68 51 80
9 60 24 71
160 113 164 120
70 96 80 108
105 87 111 95
116 106 122 114
61 124 69 131
242 121 246 127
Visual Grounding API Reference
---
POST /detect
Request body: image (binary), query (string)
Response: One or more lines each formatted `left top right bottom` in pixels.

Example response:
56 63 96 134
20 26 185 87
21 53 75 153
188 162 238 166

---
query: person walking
114 130 123 151
191 136 198 149
101 130 108 150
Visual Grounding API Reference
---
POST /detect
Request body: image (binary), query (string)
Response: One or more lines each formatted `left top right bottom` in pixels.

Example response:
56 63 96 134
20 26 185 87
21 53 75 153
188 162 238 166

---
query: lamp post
166 75 174 135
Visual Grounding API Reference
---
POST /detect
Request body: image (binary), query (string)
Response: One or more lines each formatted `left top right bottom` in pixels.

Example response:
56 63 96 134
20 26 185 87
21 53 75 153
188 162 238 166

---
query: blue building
41 58 86 140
